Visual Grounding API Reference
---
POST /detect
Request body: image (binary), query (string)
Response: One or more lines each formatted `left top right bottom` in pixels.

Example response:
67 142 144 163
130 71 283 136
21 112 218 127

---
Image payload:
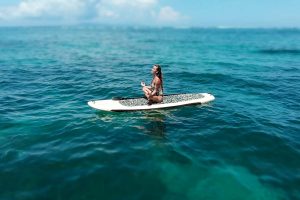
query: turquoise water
1 26 300 200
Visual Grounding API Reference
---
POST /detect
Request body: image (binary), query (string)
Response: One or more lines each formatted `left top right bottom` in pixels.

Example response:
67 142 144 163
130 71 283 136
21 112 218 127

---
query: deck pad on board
119 93 205 107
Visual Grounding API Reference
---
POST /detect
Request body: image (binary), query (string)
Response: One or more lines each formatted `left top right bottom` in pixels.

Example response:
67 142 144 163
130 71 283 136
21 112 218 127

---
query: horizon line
0 23 300 30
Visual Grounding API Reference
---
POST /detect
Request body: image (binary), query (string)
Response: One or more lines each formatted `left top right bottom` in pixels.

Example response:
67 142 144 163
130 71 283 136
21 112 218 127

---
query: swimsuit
150 79 163 96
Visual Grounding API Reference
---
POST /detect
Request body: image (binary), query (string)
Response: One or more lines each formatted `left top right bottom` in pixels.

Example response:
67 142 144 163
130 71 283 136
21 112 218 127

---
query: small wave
257 49 300 55
175 71 273 90
205 61 242 68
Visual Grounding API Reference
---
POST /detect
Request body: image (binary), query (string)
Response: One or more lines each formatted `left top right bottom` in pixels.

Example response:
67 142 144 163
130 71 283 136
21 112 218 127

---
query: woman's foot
147 100 153 105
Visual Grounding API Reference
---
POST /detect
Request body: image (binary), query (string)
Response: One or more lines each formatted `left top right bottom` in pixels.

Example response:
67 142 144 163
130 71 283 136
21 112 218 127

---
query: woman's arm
141 82 151 90
150 88 157 96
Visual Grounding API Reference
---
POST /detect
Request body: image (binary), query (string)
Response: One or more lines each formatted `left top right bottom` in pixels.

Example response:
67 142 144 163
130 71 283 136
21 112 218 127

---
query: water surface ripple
0 26 300 200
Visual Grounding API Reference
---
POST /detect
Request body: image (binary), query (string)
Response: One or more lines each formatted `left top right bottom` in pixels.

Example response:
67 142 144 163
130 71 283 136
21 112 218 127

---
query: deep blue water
0 26 300 200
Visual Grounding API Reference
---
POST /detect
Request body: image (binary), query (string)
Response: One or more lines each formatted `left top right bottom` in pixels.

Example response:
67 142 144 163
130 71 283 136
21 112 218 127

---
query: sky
0 0 299 27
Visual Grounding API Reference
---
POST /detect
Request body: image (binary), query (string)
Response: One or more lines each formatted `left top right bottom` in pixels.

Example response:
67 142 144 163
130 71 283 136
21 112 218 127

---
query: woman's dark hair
154 64 163 92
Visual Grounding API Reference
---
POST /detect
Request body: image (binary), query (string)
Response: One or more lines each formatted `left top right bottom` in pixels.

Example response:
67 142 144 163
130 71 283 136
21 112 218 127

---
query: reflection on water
130 110 168 137
140 111 167 137
94 110 167 137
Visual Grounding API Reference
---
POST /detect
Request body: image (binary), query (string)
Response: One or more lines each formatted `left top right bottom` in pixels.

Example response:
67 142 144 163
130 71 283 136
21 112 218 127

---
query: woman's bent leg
149 95 163 103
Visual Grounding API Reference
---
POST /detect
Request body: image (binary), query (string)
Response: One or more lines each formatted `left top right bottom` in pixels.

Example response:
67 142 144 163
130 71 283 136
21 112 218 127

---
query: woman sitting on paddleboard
141 64 163 104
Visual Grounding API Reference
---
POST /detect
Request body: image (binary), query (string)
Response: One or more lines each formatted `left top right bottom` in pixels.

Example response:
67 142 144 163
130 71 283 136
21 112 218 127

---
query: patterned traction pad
119 93 205 107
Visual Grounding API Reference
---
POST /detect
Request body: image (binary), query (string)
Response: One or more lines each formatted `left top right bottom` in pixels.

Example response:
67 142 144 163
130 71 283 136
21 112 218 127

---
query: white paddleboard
88 93 215 112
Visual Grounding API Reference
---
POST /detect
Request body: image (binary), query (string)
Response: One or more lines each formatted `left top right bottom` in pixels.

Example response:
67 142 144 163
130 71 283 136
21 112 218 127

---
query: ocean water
0 26 300 200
